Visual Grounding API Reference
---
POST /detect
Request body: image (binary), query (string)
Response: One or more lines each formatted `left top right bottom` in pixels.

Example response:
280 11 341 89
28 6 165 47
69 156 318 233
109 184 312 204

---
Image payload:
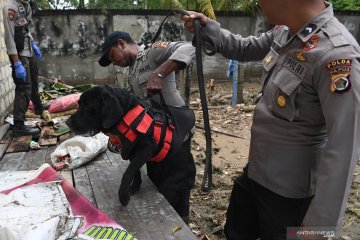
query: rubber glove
14 61 26 81
31 41 42 60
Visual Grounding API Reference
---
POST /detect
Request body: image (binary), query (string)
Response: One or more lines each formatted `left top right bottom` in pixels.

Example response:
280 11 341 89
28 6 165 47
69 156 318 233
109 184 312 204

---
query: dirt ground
188 82 360 240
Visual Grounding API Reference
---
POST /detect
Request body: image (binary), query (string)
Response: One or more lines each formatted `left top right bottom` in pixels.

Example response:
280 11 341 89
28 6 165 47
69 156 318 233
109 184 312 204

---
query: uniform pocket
260 48 279 86
271 68 302 121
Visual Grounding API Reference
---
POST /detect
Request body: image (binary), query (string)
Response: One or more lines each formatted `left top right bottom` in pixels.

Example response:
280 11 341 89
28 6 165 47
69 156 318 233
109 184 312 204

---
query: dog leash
151 9 213 192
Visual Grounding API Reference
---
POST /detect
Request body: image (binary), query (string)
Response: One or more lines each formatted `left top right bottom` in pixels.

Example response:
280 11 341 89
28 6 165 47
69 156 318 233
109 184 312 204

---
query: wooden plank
39 126 58 146
87 150 197 240
6 136 32 153
0 144 9 160
18 148 48 171
0 152 27 171
45 145 58 165
0 130 13 144
0 123 10 141
73 166 97 206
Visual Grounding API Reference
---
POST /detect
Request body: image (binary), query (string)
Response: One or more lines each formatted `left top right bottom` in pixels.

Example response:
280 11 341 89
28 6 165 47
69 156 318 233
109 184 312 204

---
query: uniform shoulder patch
8 8 16 21
151 41 170 49
325 58 352 93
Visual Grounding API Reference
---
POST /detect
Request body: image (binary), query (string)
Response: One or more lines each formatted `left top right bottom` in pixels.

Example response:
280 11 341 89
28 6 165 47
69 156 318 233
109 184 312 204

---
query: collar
296 2 334 43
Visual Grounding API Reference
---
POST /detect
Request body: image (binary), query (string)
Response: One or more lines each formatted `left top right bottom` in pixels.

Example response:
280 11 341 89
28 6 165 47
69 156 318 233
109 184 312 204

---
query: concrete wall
32 10 360 86
0 0 15 125
32 10 270 85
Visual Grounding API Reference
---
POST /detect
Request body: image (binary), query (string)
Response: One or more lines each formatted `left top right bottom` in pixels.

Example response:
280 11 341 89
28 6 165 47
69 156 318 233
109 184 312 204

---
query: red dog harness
108 104 175 162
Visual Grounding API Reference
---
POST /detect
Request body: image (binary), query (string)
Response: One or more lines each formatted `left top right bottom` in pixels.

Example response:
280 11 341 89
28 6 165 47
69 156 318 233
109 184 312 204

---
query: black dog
66 85 196 222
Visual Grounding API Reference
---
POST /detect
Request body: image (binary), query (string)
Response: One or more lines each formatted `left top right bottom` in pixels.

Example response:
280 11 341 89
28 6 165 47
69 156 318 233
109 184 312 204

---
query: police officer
3 0 50 137
98 31 196 223
182 0 360 239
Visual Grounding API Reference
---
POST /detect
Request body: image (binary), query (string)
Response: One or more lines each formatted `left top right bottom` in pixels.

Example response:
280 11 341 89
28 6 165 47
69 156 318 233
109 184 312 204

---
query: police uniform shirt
198 2 360 233
3 0 33 57
128 41 195 107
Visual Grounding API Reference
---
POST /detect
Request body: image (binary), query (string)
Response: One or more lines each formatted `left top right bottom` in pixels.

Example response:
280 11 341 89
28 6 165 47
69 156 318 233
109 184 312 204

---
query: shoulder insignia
326 59 352 93
152 41 170 49
301 23 317 37
303 35 319 51
8 8 16 21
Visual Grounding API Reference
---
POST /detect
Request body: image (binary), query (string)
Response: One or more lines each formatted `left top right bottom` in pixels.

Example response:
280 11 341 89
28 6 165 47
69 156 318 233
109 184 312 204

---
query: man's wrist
152 72 165 79
14 61 22 67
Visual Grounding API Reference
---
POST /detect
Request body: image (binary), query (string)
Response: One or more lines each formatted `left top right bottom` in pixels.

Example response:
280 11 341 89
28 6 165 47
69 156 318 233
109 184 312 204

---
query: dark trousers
147 138 196 224
11 56 43 126
224 166 313 240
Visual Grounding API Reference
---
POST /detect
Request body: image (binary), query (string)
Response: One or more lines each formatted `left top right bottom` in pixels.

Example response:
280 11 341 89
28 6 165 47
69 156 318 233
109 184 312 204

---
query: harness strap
151 124 175 162
119 105 152 142
114 104 175 162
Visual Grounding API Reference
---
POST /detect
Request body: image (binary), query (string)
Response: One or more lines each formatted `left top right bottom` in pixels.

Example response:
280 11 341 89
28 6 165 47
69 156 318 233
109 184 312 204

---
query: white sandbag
51 133 109 170
0 181 81 240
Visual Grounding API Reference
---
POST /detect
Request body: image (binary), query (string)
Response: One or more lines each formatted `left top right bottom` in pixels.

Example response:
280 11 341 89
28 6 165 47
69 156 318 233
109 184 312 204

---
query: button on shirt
199 2 360 233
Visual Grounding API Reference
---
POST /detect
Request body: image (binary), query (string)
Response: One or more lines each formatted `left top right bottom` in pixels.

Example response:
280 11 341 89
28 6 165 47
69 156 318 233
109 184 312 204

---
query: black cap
98 31 133 67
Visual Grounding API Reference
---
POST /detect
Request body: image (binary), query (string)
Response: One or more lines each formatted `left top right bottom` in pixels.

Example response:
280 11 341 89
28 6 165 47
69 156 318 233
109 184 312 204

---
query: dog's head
66 85 136 135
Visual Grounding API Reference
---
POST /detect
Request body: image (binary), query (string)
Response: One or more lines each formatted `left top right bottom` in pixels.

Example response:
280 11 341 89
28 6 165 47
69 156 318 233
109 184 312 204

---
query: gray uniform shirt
128 41 195 107
3 0 33 57
199 2 360 233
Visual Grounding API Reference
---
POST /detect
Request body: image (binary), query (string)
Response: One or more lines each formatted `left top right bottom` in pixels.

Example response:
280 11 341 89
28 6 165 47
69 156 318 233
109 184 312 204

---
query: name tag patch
151 41 170 49
284 57 308 79
326 58 352 93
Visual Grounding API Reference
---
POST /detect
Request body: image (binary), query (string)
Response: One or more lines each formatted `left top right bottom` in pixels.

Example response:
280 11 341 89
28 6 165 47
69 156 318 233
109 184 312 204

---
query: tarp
0 164 138 240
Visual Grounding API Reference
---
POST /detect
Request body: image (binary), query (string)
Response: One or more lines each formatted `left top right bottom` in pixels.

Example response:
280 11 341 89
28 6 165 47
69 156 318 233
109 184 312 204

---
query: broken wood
6 135 32 153
195 124 246 139
39 126 58 146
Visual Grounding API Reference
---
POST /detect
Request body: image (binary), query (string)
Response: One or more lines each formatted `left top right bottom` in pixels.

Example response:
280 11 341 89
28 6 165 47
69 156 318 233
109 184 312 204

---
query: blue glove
14 61 27 81
31 41 42 60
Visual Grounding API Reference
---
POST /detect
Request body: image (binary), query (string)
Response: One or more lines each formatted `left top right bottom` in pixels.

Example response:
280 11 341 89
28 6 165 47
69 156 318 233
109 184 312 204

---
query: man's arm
3 5 18 57
181 11 273 62
303 45 360 235
147 42 194 95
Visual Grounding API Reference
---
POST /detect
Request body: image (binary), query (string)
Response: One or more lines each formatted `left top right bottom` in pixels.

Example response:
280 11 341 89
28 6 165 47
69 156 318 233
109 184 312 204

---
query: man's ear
101 92 124 129
118 39 126 49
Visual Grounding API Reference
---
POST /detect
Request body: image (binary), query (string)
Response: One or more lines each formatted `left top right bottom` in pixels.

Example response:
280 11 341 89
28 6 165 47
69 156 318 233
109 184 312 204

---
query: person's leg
250 179 313 240
28 57 43 115
224 172 260 240
28 57 52 124
12 57 40 137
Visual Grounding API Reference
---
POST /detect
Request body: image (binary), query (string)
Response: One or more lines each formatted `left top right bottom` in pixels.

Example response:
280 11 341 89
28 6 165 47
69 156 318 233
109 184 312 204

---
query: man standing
182 0 360 239
3 0 51 137
98 31 196 224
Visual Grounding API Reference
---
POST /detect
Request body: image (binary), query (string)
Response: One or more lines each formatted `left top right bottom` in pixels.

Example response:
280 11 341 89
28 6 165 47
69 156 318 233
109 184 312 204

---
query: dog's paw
118 190 130 206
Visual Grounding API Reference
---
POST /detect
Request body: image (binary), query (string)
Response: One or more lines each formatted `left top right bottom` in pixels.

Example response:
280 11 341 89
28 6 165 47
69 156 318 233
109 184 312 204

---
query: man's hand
14 61 26 81
31 41 42 60
146 72 164 97
180 11 208 33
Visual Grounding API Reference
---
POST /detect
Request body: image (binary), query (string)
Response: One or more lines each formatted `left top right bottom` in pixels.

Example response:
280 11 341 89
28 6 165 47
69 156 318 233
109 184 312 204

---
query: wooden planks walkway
0 125 197 240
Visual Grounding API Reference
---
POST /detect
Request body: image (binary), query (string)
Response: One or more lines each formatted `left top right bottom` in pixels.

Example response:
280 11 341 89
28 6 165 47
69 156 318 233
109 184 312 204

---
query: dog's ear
101 89 124 129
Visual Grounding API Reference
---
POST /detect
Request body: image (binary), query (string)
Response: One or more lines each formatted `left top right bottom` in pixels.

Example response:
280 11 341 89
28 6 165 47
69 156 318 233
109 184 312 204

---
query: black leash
152 9 213 192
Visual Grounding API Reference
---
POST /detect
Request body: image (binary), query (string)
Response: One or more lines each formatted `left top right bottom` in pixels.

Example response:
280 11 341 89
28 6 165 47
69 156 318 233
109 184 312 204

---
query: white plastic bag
51 133 109 170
